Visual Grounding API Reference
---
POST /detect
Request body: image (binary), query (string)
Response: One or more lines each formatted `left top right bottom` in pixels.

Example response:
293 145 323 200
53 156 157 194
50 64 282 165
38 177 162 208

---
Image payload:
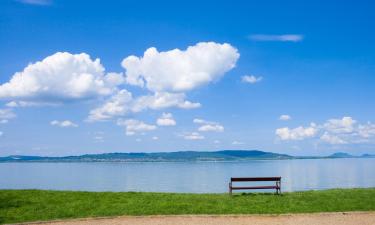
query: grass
0 188 375 224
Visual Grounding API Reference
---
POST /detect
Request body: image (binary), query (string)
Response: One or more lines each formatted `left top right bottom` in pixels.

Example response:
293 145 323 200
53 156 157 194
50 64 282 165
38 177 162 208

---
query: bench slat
231 177 281 182
231 185 278 190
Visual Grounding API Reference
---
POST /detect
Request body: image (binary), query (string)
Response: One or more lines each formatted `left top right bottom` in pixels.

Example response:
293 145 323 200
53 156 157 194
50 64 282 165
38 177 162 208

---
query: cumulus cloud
0 108 16 123
87 89 133 122
276 116 375 145
183 132 204 140
156 113 176 126
276 123 318 140
122 42 239 92
6 101 60 107
88 90 200 121
152 136 159 140
0 52 123 102
0 109 16 120
117 119 156 136
320 132 347 145
323 117 356 134
248 34 303 42
358 123 375 138
133 92 200 111
193 118 224 132
279 115 291 121
50 120 78 128
198 124 224 132
242 75 262 84
2 42 240 140
321 117 375 144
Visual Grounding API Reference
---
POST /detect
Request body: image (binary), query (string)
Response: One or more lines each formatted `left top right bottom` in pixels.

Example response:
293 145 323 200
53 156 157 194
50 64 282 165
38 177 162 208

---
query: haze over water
1 158 374 193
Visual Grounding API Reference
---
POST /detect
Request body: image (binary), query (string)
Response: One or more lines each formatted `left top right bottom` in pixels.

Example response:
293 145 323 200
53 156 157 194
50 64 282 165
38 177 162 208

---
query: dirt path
20 212 375 225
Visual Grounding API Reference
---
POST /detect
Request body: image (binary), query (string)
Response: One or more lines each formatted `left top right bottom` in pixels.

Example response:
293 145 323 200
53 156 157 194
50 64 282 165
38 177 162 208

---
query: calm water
1 158 374 193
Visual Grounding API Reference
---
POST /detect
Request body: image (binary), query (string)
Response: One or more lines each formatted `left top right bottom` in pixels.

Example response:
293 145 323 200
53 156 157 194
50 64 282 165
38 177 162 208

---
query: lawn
1 188 375 224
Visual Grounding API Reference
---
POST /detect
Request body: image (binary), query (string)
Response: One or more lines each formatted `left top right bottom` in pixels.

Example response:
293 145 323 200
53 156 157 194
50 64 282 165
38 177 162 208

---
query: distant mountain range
0 150 374 162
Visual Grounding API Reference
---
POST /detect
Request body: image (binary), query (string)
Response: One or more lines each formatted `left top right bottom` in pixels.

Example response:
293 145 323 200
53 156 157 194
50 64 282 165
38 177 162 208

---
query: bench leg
229 182 232 195
276 181 281 195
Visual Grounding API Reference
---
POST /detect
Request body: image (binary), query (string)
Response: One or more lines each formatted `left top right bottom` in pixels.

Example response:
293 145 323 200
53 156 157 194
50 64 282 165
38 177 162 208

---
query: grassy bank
1 188 375 224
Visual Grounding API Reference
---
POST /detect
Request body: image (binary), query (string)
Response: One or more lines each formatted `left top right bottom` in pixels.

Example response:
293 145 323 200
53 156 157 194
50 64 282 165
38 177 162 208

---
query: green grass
1 188 375 224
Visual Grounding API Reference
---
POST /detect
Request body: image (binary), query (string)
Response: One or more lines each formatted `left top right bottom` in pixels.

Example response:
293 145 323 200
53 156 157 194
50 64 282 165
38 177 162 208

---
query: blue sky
0 0 375 156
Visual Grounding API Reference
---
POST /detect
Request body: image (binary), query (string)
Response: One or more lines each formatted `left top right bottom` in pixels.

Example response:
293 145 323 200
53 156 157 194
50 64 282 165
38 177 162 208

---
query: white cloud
0 109 16 124
242 75 262 84
88 90 200 122
279 115 292 121
232 141 244 145
122 42 239 92
193 119 205 124
323 116 356 134
0 131 3 137
117 119 156 136
213 140 220 144
320 118 375 145
156 113 176 126
87 89 133 122
17 0 51 5
358 123 375 138
183 132 204 140
152 136 159 140
276 116 375 145
50 120 78 128
133 92 200 111
320 132 347 145
248 34 303 42
0 109 16 121
0 52 123 102
193 118 224 132
198 124 224 132
276 123 318 140
6 101 60 107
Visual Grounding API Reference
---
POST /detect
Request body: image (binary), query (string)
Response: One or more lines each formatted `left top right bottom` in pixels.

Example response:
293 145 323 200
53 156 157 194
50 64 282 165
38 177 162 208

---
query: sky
0 0 375 156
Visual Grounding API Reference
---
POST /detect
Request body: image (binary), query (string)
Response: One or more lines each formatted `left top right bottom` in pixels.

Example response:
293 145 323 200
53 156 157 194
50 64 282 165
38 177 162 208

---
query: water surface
1 158 374 193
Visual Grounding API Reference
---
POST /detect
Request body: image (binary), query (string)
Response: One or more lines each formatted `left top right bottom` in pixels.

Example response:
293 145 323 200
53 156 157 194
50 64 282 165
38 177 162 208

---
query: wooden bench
229 177 281 195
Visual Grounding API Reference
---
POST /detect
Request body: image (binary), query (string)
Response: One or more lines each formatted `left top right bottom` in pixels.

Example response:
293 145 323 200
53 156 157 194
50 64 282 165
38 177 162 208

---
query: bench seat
229 177 281 195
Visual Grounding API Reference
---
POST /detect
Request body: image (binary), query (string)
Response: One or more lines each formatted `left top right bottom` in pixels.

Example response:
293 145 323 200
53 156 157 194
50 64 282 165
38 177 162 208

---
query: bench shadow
231 192 283 198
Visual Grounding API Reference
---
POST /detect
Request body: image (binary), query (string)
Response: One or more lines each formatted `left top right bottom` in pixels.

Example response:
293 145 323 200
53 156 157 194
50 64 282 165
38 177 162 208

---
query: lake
1 158 374 193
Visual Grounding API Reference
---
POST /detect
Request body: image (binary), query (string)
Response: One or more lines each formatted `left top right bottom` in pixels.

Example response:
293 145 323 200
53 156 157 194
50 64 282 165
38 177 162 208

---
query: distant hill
328 152 375 158
329 152 355 158
1 150 374 162
360 153 375 158
0 150 292 162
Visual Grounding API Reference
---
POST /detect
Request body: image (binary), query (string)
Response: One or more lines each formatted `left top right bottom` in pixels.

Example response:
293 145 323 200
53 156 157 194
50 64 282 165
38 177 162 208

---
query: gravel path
19 212 375 225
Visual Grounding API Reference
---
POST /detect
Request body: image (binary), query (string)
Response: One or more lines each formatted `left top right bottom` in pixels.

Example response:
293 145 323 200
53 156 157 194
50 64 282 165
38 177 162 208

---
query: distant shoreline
1 157 374 163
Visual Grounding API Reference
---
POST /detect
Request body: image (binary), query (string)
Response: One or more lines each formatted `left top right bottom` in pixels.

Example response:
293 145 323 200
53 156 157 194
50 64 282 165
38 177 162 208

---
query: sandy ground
17 212 375 225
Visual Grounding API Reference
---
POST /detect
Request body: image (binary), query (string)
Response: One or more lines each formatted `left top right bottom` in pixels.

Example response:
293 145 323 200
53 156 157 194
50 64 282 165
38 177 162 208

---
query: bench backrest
231 177 281 182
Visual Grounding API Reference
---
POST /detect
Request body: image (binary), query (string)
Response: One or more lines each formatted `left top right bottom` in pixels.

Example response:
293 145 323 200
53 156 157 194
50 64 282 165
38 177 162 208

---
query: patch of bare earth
17 212 375 225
